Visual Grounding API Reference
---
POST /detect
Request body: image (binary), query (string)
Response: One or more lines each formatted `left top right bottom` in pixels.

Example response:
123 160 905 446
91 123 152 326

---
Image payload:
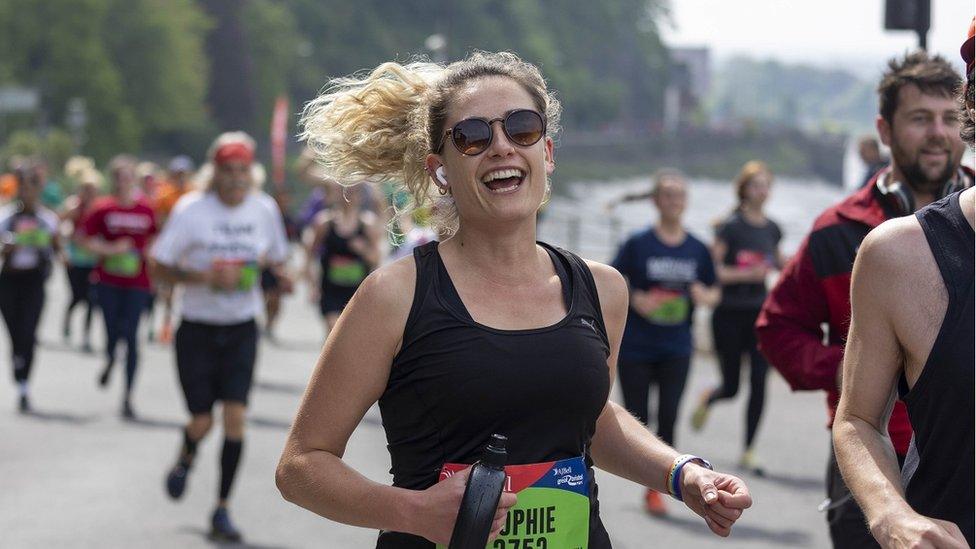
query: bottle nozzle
483 434 507 468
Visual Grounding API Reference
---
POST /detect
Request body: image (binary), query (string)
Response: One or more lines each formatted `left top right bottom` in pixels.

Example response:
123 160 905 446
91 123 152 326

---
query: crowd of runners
2 19 974 549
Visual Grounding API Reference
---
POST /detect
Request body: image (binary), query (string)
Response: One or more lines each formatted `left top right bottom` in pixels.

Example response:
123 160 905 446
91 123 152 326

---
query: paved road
2 264 834 548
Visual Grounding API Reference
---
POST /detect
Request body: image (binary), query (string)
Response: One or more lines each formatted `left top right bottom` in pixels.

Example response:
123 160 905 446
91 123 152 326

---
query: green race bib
237 263 259 291
437 456 590 549
327 255 367 287
103 251 141 277
14 228 51 248
645 289 690 326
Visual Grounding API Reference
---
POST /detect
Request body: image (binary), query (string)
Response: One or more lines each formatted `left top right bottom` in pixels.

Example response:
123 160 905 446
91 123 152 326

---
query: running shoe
81 341 93 354
121 399 136 420
18 394 30 413
739 448 766 477
690 390 711 432
98 363 112 388
165 463 189 500
644 489 667 516
210 507 243 542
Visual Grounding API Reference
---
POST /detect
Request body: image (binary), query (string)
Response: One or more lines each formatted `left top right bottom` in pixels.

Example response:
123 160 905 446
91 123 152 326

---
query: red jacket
756 170 915 454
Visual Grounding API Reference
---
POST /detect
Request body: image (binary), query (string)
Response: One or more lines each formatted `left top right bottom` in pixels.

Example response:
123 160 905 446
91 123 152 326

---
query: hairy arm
833 221 967 548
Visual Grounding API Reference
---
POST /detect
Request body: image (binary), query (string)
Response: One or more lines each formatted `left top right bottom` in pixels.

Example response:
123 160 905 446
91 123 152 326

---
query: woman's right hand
411 466 518 545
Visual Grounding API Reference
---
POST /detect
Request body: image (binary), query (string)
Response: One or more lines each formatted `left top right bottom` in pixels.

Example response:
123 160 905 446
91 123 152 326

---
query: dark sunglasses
436 109 546 156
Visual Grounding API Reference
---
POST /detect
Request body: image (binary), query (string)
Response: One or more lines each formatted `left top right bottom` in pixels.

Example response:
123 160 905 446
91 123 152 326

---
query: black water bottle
448 434 508 549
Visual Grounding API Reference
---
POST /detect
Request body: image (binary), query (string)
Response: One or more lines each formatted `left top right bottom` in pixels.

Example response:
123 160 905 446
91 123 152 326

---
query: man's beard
890 141 958 195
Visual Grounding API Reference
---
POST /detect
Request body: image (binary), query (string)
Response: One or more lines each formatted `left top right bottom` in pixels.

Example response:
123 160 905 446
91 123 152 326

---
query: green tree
0 0 211 161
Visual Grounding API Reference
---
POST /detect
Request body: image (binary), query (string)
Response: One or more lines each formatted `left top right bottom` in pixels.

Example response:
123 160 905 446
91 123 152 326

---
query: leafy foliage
1 0 670 162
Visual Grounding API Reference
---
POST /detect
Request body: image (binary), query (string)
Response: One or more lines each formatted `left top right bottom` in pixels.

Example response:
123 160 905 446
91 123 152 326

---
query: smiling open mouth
480 168 525 194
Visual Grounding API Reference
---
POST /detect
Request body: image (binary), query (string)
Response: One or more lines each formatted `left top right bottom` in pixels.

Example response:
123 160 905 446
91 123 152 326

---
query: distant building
664 47 711 132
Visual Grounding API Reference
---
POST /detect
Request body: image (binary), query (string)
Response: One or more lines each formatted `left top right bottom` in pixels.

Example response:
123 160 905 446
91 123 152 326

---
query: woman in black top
305 179 382 334
0 165 61 412
277 52 752 547
691 161 784 475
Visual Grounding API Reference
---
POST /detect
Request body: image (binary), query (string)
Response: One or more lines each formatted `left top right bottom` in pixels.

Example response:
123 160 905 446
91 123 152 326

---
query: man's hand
680 464 753 537
871 509 969 549
210 263 242 291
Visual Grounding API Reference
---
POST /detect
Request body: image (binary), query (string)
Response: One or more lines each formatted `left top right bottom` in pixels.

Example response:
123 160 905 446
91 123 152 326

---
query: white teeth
480 168 525 183
487 183 520 194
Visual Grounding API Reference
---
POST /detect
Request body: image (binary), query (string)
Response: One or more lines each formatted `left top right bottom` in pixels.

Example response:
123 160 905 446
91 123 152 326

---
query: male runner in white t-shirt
151 133 289 542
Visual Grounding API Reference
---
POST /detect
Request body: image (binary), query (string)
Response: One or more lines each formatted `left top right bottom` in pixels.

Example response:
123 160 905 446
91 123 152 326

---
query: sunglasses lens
505 110 545 146
452 119 492 155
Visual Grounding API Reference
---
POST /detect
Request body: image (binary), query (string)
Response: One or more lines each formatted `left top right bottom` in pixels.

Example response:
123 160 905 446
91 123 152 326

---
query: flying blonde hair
300 51 561 236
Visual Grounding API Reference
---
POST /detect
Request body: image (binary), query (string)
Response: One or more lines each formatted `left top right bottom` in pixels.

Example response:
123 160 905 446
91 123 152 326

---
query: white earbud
435 166 448 186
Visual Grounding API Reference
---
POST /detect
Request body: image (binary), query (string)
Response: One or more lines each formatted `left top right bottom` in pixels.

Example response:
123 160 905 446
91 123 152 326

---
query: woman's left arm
586 261 753 537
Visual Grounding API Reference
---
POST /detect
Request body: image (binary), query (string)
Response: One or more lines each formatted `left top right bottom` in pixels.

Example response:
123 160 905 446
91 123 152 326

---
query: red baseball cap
213 141 254 167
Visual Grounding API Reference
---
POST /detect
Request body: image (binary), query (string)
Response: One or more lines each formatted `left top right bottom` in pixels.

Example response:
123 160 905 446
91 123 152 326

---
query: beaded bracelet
666 454 713 502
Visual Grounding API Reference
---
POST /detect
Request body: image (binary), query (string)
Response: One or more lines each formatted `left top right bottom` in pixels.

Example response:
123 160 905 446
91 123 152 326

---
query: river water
540 177 850 263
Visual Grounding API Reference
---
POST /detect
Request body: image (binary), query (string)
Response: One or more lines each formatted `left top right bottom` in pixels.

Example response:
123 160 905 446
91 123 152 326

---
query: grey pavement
2 264 834 548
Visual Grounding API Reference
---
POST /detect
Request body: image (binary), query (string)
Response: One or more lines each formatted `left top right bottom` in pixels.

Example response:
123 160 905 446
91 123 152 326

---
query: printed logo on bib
327 255 366 287
103 251 141 277
645 288 690 325
436 456 589 549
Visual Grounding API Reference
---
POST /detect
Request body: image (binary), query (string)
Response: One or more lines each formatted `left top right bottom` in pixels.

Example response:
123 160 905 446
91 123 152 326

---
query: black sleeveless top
320 216 368 289
376 241 613 548
899 191 975 546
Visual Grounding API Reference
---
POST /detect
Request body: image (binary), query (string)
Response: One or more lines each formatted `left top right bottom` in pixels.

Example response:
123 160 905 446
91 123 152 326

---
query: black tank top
376 241 613 548
320 215 368 289
898 191 975 545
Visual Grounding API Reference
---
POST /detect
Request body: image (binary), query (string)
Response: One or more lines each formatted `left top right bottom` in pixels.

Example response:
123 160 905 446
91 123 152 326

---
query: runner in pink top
80 154 158 419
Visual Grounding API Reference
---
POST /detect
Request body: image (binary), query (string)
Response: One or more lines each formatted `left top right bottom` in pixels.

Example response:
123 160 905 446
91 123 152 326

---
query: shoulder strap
916 192 975 304
539 242 608 341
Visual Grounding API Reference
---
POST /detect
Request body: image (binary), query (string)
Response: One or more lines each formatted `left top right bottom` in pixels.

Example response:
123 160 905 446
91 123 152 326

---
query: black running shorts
175 319 257 414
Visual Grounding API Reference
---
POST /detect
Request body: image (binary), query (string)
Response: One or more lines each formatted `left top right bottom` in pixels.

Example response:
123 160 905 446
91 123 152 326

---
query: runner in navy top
611 169 718 516
276 52 752 547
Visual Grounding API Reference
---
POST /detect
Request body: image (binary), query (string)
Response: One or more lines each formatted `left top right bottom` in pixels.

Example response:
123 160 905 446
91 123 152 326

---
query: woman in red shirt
81 155 158 419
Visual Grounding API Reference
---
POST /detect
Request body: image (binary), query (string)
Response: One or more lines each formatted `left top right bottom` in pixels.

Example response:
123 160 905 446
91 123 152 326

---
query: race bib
14 228 51 248
212 259 259 292
237 263 259 291
735 250 771 269
437 456 590 549
103 251 141 277
645 288 690 325
327 255 366 287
